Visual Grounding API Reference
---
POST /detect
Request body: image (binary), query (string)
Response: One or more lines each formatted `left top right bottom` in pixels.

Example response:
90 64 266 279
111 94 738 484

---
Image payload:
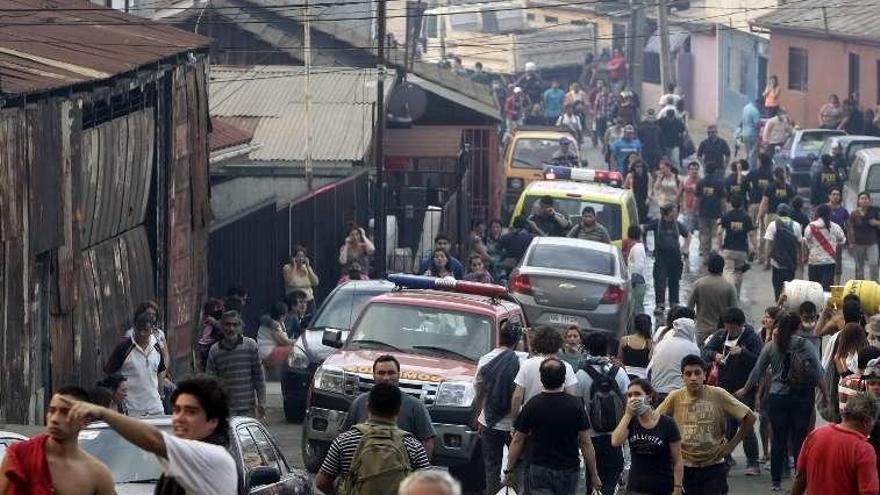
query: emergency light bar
387 274 509 298
542 165 622 187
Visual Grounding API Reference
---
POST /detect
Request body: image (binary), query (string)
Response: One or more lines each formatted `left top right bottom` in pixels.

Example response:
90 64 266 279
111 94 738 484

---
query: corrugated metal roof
0 0 210 96
210 117 255 151
752 1 880 42
209 65 395 162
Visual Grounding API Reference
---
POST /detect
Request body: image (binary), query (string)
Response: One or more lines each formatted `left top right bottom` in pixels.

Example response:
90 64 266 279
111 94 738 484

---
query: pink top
682 176 699 213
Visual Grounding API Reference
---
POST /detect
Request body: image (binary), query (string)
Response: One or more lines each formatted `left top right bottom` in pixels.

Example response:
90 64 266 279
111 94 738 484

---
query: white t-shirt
513 354 579 404
474 348 528 431
627 242 648 280
802 219 846 265
158 432 237 495
763 217 803 269
122 335 165 416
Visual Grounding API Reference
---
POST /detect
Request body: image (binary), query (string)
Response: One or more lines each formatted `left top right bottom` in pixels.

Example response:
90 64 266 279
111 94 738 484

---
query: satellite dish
387 82 427 125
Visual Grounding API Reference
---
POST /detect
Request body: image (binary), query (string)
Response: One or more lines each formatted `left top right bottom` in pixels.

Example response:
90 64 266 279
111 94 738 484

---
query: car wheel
448 447 486 493
301 439 329 474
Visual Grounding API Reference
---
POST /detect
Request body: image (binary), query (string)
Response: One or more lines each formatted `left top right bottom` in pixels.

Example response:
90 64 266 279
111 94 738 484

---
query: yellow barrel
839 280 880 316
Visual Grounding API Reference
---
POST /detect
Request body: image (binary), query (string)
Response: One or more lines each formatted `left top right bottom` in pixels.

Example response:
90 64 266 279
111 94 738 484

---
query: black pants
771 266 795 300
765 393 813 485
653 251 683 306
585 434 624 495
683 463 728 495
808 263 835 290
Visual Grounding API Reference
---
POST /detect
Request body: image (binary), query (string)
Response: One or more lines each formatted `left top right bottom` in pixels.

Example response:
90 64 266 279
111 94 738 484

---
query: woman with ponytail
802 203 846 290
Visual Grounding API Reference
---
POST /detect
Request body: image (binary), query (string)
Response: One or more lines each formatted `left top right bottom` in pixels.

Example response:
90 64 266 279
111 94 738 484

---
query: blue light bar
387 274 508 298
542 165 622 187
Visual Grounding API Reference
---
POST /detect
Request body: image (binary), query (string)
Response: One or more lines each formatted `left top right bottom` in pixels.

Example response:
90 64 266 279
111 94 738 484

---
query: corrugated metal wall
0 57 211 423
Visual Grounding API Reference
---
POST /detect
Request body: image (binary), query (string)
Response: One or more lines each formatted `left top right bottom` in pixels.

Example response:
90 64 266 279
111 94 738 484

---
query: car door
249 425 310 495
235 424 286 495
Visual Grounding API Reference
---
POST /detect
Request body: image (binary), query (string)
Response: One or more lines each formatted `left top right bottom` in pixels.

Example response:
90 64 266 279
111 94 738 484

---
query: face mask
633 396 653 416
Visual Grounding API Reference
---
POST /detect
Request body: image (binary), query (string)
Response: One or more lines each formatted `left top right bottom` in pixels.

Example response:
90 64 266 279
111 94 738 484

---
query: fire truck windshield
349 303 493 362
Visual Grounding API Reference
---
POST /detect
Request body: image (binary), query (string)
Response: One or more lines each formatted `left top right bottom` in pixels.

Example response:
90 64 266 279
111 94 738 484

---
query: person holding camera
282 245 319 315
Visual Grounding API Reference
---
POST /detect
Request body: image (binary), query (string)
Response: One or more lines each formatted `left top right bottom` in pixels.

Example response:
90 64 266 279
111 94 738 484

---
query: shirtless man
0 385 115 495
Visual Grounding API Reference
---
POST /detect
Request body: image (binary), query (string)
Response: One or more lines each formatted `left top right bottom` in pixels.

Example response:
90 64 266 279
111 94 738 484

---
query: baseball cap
776 203 793 216
513 86 522 94
624 124 635 132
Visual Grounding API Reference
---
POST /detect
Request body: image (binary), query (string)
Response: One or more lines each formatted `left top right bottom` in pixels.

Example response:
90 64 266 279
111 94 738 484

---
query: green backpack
338 423 413 495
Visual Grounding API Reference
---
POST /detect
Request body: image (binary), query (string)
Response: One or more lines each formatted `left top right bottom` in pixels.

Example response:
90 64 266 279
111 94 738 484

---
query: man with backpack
316 382 430 495
471 323 526 495
763 203 803 300
658 355 756 495
575 333 630 495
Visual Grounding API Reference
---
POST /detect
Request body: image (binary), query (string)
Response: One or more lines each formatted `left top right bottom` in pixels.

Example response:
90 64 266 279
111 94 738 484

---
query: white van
845 148 880 212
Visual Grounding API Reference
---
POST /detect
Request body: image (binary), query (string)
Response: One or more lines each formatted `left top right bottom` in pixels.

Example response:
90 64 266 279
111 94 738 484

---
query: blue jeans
529 464 580 495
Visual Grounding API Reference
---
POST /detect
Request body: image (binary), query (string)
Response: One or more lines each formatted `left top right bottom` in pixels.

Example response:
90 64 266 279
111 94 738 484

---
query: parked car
809 135 880 177
280 279 395 421
78 416 310 495
0 431 28 462
508 236 631 343
773 128 846 188
844 148 880 212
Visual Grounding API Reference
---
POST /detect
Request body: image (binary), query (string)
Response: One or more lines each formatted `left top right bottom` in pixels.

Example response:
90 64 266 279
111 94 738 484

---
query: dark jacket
701 325 763 392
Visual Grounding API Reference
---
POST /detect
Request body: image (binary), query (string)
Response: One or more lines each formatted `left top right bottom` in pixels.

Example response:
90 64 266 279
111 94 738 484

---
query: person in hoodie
575 332 630 495
648 311 701 403
701 307 764 476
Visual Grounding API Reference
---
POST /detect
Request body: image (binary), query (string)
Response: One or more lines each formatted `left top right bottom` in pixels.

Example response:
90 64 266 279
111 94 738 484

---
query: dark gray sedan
79 416 311 495
509 236 631 341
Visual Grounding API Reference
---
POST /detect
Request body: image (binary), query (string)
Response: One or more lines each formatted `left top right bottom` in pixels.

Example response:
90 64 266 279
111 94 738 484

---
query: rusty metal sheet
95 122 114 245
110 113 128 237
0 0 210 97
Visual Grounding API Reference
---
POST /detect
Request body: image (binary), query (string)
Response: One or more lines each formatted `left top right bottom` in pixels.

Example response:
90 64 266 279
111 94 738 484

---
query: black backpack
771 219 799 270
783 337 820 391
582 364 625 433
655 220 681 253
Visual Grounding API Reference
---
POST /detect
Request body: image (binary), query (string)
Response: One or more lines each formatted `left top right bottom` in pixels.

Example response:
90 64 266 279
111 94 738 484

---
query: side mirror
249 466 281 488
322 329 344 348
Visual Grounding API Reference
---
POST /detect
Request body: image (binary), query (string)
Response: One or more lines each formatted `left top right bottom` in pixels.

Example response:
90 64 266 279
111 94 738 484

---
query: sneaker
744 466 760 476
771 485 782 492
654 305 665 315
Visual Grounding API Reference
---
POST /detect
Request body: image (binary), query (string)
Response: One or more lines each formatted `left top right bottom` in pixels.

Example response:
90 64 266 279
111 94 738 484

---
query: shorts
680 212 697 233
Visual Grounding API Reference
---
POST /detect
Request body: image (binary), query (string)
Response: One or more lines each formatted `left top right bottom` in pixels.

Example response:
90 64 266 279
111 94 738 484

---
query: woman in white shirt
802 204 846 290
626 225 648 315
256 302 297 367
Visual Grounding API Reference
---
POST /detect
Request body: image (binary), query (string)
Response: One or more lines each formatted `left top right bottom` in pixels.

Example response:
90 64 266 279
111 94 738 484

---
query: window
849 53 860 97
788 47 808 91
643 52 661 84
544 15 558 23
612 23 627 52
237 427 263 471
727 46 749 95
249 426 284 473
527 243 616 275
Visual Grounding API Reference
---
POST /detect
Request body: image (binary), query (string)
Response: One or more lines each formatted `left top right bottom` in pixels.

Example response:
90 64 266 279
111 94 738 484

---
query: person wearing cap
812 153 843 206
504 87 530 126
763 203 803 300
697 125 731 177
610 124 642 175
552 137 579 167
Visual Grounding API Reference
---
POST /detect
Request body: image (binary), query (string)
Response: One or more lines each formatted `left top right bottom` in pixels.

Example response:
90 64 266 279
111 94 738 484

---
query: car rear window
523 196 622 239
527 244 615 275
867 165 880 191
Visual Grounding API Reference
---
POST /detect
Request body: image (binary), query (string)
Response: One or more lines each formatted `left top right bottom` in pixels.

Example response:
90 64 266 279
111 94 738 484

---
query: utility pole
304 0 313 189
657 0 673 90
374 0 388 276
627 0 645 98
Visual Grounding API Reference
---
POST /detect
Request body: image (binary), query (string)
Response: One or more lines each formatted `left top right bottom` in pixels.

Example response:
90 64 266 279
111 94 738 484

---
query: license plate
547 313 579 325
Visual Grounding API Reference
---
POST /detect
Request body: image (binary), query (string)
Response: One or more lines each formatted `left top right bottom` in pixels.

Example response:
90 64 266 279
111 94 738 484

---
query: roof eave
750 22 880 47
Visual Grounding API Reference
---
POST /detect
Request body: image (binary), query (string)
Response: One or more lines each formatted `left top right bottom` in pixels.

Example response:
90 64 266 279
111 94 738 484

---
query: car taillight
600 286 625 304
509 272 532 295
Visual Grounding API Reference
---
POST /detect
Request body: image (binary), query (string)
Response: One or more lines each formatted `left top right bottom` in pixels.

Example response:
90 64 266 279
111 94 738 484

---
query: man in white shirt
64 375 237 495
104 312 166 416
627 225 648 314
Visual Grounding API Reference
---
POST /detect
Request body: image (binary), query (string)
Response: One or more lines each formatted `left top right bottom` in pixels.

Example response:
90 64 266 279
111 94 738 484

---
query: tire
449 445 486 493
301 438 330 474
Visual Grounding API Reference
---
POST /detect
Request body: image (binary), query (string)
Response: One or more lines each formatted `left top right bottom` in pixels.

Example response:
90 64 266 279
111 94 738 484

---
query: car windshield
311 288 384 331
349 303 493 362
512 138 576 169
524 196 622 239
79 427 167 483
801 133 839 153
527 243 616 275
867 166 880 191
